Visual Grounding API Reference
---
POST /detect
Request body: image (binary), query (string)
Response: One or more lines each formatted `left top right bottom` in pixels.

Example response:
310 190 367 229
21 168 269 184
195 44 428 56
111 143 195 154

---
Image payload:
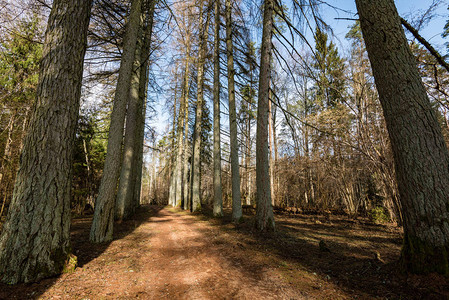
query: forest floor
1 205 448 299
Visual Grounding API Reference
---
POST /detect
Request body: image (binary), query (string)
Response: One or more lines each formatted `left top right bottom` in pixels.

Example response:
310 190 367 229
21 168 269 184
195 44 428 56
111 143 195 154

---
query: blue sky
147 0 449 140
323 0 448 50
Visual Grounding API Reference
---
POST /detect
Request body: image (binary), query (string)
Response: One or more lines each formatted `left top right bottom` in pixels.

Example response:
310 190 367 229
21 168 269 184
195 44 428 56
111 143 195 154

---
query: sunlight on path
37 208 306 299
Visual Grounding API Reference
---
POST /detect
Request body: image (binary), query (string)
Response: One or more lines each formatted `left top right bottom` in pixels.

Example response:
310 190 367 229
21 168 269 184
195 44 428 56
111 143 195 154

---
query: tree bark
226 0 242 222
174 93 185 207
255 0 275 231
355 0 449 275
168 91 178 207
182 49 192 211
116 19 144 221
191 0 210 212
90 0 142 243
0 0 92 284
133 0 156 209
268 89 274 206
213 0 223 217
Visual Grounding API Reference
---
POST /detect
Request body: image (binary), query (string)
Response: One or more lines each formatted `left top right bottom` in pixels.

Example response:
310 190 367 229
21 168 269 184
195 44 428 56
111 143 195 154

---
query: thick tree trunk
213 0 223 217
90 0 142 243
116 21 144 221
0 0 92 284
226 0 242 222
191 0 210 212
255 0 275 231
355 0 449 275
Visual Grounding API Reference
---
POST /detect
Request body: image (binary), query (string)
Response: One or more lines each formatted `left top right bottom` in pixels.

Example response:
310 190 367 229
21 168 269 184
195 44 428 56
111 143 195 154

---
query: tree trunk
268 90 275 206
116 20 144 221
0 111 15 191
90 0 142 243
191 0 210 212
356 0 449 275
226 0 242 222
0 0 92 284
133 0 156 209
168 90 178 207
213 0 223 217
255 0 275 231
174 96 185 207
182 61 191 211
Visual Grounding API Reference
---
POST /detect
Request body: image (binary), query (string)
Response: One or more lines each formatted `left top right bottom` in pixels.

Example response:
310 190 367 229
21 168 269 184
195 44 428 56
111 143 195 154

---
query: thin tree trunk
182 60 191 211
245 114 251 205
268 90 275 206
90 0 142 243
191 0 210 212
213 0 223 217
82 138 94 206
255 0 275 231
226 0 242 222
0 0 92 284
168 87 178 207
245 64 253 206
356 0 449 275
174 94 185 207
0 111 15 188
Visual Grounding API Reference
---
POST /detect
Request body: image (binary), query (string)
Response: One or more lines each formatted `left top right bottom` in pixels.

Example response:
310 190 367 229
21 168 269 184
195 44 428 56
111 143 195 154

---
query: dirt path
1 207 307 299
2 205 447 299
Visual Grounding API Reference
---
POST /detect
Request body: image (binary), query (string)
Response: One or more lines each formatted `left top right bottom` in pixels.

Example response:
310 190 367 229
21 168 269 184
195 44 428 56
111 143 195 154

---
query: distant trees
0 0 93 283
0 12 43 220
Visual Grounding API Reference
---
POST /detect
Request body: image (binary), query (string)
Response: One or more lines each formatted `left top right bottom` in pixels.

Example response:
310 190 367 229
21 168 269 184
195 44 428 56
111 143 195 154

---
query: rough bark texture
116 21 143 221
0 0 92 284
226 0 242 222
191 1 210 212
355 0 449 275
255 0 275 231
213 0 223 217
133 0 156 209
90 0 142 243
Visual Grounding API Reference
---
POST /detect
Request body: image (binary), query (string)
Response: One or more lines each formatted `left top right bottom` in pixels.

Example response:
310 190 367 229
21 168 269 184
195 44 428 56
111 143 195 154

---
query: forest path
2 205 309 299
2 205 447 299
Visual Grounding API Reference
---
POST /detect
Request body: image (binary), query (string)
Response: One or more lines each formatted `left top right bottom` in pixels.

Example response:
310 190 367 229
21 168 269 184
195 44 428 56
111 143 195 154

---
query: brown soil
1 205 448 299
